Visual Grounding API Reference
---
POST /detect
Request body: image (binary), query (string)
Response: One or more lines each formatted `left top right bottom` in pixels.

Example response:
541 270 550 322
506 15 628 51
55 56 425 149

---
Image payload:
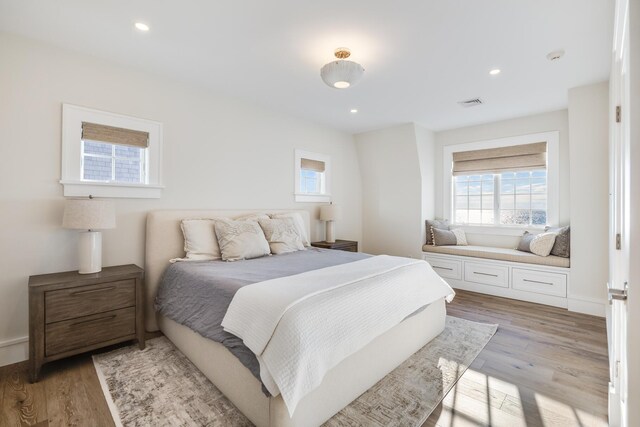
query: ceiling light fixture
320 48 365 89
546 49 565 61
350 109 358 113
489 68 501 75
135 22 150 32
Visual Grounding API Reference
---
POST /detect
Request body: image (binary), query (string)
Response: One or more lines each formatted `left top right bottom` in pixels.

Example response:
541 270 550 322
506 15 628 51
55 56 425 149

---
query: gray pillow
426 219 450 245
545 226 570 258
431 227 458 246
517 231 536 253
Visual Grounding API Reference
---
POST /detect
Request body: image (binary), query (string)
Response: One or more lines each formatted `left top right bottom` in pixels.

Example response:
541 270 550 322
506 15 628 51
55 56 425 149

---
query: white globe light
320 60 365 89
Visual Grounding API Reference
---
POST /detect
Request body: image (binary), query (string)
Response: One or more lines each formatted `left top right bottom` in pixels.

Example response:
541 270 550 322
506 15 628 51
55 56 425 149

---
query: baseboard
447 279 569 309
567 296 606 317
0 336 29 367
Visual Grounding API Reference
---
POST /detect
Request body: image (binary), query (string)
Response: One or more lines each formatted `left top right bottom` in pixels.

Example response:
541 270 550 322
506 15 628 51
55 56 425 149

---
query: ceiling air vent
458 98 483 108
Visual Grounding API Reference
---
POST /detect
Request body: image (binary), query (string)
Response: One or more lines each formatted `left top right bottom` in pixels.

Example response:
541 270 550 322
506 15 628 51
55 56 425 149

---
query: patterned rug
93 316 497 427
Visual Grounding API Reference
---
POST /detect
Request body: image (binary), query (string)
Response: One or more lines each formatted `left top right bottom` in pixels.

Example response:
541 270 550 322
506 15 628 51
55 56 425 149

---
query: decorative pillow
517 231 557 257
269 212 310 247
431 227 457 246
258 218 305 254
214 220 271 261
545 225 570 258
517 232 536 252
171 218 223 262
451 228 468 246
426 219 450 245
234 213 270 222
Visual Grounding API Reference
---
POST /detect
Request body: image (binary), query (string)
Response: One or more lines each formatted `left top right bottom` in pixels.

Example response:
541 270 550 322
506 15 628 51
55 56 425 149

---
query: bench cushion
422 244 570 268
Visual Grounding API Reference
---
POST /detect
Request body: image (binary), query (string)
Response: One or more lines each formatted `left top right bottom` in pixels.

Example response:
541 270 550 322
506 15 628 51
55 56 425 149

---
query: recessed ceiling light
350 109 358 113
135 22 150 32
489 68 501 75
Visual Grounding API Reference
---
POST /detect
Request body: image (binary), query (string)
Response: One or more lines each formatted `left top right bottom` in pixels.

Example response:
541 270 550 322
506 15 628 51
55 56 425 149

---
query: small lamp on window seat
320 204 342 243
63 198 116 274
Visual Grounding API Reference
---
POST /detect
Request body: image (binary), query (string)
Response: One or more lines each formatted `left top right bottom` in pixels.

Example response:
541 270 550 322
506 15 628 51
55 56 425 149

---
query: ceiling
0 0 613 133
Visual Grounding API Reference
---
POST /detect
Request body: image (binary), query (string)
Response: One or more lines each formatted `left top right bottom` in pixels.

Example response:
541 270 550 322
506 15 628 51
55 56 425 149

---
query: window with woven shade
444 132 559 228
61 104 163 198
81 122 150 184
294 149 331 202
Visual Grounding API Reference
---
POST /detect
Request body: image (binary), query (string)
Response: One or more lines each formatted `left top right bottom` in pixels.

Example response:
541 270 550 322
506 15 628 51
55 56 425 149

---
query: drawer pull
433 266 454 271
70 314 117 327
71 286 115 296
523 278 553 286
474 271 498 277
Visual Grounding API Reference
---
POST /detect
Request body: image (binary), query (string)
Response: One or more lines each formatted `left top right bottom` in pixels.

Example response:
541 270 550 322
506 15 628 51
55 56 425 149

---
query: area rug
93 316 497 427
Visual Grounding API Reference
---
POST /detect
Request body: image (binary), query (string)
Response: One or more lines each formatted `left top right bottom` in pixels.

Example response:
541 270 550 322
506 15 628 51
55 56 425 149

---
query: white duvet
221 255 455 416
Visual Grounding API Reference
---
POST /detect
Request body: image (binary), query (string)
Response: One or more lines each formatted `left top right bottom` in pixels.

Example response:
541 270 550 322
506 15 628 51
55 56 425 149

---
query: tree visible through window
454 170 547 226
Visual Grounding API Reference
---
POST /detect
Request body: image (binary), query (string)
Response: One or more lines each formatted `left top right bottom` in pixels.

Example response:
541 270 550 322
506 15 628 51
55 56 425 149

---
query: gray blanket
155 248 369 382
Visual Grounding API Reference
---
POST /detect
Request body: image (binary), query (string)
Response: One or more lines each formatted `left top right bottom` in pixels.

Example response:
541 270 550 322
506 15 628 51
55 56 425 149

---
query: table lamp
320 204 342 243
63 198 116 274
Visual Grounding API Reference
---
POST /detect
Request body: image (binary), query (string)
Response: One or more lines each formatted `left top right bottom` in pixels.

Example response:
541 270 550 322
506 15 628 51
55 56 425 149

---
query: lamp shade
320 204 342 222
63 199 116 230
320 60 365 89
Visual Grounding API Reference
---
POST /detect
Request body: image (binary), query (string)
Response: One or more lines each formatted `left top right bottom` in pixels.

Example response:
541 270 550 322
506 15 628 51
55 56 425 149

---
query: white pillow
234 213 270 222
258 218 306 255
214 219 271 261
451 228 468 246
529 232 557 257
269 212 310 247
171 218 222 262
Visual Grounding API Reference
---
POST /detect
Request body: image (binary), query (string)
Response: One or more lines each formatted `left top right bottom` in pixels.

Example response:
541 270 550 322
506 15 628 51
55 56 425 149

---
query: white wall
434 110 570 248
355 124 427 258
0 33 362 365
415 125 437 246
567 83 610 313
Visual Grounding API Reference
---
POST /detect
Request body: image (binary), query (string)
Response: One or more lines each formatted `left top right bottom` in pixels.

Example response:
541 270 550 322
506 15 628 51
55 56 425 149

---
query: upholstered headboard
144 209 311 332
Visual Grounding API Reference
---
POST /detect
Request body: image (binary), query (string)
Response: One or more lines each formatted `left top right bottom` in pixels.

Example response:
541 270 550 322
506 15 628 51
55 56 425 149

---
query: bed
145 209 453 427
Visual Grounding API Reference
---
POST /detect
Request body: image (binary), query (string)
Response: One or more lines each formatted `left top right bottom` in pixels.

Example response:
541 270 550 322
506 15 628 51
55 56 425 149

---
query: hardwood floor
0 290 608 426
425 291 609 427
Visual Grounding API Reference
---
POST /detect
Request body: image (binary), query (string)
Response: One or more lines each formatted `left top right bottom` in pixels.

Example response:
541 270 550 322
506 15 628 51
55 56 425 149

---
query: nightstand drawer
45 307 136 356
45 279 135 324
464 262 509 288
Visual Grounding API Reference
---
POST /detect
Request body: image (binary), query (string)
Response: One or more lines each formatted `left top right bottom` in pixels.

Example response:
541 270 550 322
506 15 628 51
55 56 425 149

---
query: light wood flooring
0 290 608 426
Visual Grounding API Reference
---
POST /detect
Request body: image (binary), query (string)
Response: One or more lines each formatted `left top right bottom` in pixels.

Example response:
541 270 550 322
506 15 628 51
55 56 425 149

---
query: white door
608 0 630 425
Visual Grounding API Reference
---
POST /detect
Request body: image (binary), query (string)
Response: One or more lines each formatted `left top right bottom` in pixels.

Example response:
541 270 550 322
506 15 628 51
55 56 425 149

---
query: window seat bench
422 244 571 309
422 244 570 268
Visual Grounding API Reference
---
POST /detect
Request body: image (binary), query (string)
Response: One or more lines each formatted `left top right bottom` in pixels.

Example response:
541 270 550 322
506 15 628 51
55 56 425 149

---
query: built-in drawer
512 268 567 297
45 279 135 324
426 257 462 280
45 307 136 356
464 262 509 288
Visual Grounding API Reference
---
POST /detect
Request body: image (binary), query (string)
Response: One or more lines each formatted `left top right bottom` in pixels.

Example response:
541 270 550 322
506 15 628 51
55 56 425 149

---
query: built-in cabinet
423 253 569 308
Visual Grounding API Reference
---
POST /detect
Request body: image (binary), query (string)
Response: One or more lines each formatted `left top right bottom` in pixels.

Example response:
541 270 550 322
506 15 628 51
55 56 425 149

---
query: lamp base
78 231 102 274
325 221 336 243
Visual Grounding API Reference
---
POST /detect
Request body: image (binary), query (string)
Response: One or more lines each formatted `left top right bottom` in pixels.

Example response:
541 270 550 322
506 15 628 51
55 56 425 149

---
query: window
443 131 559 229
61 104 163 198
454 170 547 226
294 150 331 202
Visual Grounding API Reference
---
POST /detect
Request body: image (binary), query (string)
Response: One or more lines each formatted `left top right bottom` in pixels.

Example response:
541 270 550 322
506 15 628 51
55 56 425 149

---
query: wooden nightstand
311 240 358 252
28 264 144 382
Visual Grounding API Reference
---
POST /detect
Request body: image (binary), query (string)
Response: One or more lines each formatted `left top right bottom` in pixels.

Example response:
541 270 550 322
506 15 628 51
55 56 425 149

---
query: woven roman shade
452 142 547 175
82 122 149 148
300 158 326 172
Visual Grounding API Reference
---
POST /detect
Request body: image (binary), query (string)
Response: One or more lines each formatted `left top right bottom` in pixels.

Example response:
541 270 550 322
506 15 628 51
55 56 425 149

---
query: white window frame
60 104 163 198
294 149 331 203
443 131 559 236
